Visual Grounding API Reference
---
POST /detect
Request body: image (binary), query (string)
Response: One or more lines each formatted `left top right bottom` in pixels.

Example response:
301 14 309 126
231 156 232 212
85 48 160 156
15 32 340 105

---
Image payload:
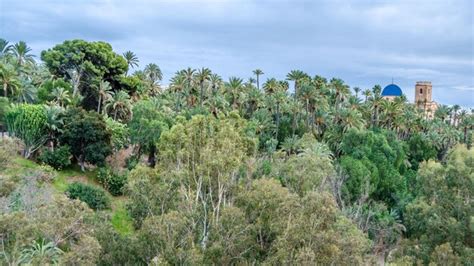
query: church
381 81 437 119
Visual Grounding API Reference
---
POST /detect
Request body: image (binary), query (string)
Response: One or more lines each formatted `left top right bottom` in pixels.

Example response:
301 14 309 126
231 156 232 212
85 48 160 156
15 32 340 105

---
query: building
415 81 437 119
381 83 403 101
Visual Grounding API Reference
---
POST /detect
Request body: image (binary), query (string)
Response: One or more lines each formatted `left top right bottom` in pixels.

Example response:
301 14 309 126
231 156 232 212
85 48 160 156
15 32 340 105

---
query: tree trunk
3 82 7 97
79 156 85 172
97 95 102 113
257 75 260 90
148 144 156 168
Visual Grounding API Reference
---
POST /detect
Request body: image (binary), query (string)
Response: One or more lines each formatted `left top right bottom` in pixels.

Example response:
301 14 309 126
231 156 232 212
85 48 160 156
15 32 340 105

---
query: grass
111 198 134 235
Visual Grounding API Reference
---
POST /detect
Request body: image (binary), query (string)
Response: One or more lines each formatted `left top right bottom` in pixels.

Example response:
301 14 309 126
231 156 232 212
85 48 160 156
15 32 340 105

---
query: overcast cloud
1 0 473 106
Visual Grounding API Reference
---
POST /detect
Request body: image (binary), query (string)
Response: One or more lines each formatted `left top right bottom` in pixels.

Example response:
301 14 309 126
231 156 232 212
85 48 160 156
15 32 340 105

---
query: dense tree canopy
1 38 473 265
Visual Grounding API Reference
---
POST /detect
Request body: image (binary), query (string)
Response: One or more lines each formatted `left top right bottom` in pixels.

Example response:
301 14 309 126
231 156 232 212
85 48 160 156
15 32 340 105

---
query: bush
38 146 72 170
97 167 128 196
66 182 110 210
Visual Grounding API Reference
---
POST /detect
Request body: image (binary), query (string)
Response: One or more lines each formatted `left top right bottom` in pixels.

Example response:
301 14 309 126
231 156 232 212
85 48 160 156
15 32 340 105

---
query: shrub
38 146 72 170
66 182 110 210
97 167 128 196
0 138 18 170
125 155 139 170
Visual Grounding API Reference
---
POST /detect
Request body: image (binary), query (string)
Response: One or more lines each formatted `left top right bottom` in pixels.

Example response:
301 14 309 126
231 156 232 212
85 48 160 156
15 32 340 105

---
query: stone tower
415 81 432 104
415 81 437 119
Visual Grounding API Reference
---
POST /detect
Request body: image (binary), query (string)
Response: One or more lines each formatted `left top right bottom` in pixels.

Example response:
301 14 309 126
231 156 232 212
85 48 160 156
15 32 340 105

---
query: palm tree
123 51 139 75
195 67 212 106
144 63 162 95
225 76 243 108
369 85 383 128
286 70 307 98
363 89 372 103
16 78 36 103
0 63 20 97
0 38 12 58
253 69 264 90
105 90 132 121
11 41 35 67
263 78 280 95
96 80 113 113
353 87 361 99
44 105 64 151
51 87 71 107
209 73 223 95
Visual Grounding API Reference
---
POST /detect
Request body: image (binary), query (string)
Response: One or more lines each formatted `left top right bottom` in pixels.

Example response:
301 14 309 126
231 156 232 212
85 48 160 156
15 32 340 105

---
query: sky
1 0 473 107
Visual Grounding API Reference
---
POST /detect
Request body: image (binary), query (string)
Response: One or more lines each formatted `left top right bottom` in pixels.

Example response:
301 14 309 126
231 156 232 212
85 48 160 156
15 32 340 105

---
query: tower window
420 88 423 94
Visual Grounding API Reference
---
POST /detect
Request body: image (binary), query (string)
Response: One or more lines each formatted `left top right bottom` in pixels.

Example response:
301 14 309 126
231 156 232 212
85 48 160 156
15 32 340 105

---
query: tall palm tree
96 80 113 113
123 51 139 75
195 67 212 106
286 70 307 98
225 76 243 108
51 87 71 107
0 38 12 58
0 63 20 97
353 87 361 99
144 63 162 95
369 85 383 128
105 90 132 121
253 69 264 90
363 89 372 103
11 41 35 67
209 73 223 95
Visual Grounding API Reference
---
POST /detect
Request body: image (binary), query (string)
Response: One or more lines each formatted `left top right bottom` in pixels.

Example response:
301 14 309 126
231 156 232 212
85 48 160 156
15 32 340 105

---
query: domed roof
382 84 402 96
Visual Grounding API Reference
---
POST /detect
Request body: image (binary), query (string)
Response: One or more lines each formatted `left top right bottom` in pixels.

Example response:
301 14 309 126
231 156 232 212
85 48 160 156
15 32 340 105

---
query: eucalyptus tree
252 69 264 90
11 41 35 67
123 50 139 75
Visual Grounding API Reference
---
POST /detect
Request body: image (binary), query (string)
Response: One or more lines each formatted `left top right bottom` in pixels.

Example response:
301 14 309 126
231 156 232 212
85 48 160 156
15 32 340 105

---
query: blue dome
382 84 402 96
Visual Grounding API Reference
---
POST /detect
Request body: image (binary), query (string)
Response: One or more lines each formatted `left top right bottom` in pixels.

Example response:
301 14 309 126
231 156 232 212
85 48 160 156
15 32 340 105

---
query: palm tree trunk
97 95 102 113
256 75 260 90
148 144 156 168
3 82 7 97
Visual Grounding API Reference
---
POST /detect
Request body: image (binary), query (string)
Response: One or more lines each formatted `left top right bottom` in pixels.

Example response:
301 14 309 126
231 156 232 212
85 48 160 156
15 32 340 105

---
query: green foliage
5 104 47 158
105 117 129 151
97 167 128 196
38 145 71 170
66 182 110 210
41 39 128 110
37 78 72 103
339 129 406 208
402 145 473 264
60 108 112 170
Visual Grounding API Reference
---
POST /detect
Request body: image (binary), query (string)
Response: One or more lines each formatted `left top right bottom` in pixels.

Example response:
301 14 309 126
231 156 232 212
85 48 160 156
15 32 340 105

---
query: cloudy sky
1 0 473 106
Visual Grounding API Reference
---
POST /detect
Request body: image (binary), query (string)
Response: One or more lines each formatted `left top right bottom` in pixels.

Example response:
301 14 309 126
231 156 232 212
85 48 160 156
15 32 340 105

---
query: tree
225 76 243 108
286 70 307 98
96 80 113 113
104 90 132 121
51 87 71 107
11 41 35 67
195 67 211 106
41 39 127 110
252 69 264 90
402 145 473 264
123 50 139 75
60 108 112 171
5 104 47 158
0 63 20 98
143 63 162 95
128 99 170 167
0 38 12 58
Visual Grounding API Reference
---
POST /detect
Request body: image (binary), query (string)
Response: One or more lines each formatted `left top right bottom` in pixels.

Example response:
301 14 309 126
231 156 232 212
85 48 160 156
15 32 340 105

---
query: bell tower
415 81 432 104
415 81 437 119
